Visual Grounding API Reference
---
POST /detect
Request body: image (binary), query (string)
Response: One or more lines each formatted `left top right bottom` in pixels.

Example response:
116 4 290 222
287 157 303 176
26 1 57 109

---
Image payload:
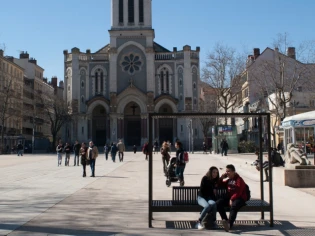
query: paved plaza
0 151 315 236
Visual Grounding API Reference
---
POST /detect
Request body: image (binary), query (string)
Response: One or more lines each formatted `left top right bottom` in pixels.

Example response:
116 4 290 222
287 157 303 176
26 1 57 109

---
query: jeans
119 152 124 162
221 148 227 156
175 164 185 182
105 152 109 160
198 196 217 222
74 154 79 166
65 154 70 166
111 152 116 162
162 156 170 174
17 150 23 156
57 153 62 166
216 197 245 228
90 159 96 176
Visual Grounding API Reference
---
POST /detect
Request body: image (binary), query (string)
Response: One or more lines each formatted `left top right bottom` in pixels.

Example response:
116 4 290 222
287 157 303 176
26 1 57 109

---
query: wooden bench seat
151 186 271 213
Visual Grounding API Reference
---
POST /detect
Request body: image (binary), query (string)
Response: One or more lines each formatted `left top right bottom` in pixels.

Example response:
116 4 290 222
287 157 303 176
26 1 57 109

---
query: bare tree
251 33 315 146
38 90 71 151
202 43 246 125
198 82 217 143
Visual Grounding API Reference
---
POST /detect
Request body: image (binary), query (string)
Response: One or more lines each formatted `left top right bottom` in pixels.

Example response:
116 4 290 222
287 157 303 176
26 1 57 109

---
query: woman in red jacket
216 164 247 232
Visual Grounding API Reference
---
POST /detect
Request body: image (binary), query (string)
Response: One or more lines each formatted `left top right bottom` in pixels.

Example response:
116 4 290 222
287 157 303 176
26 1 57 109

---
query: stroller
165 156 184 187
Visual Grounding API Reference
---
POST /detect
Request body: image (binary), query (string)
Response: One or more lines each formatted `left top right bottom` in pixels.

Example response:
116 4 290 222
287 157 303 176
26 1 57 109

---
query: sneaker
195 222 204 230
222 220 230 232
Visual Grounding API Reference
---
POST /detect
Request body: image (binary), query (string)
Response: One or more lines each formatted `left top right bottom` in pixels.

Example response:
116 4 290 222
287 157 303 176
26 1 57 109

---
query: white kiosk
281 110 315 154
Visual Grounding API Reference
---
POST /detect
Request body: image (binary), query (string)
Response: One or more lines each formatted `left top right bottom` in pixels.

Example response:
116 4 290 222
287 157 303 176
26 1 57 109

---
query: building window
95 72 99 93
297 86 302 92
100 72 104 92
119 0 124 23
81 81 84 88
193 82 196 89
139 0 144 23
82 126 84 134
81 96 84 103
160 71 164 93
128 0 134 23
166 71 169 93
181 125 183 132
121 53 142 75
194 97 197 105
179 79 182 87
180 94 183 101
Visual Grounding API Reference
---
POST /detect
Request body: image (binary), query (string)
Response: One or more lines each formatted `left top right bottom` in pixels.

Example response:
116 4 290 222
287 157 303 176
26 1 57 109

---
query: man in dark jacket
216 164 247 232
17 142 24 156
73 141 81 166
220 139 229 156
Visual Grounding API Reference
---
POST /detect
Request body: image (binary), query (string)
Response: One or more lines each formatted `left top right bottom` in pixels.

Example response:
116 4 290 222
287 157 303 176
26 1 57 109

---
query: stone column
146 47 155 93
117 116 124 139
109 48 117 93
110 114 118 142
106 117 110 143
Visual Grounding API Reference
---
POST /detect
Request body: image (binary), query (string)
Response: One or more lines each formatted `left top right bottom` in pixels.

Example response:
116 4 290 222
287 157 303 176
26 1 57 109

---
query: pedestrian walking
80 142 88 177
64 143 71 166
111 142 118 162
17 142 24 156
175 141 185 186
143 142 149 160
160 142 170 175
104 143 110 160
56 141 64 166
73 141 81 166
220 139 229 156
117 139 125 162
133 145 137 154
87 141 98 177
154 140 158 154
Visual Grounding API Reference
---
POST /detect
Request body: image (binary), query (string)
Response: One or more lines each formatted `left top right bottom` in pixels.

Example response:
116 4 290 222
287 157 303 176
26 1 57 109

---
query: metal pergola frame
148 112 274 228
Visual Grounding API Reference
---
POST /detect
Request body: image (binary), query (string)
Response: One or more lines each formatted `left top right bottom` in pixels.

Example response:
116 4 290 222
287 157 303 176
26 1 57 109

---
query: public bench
151 186 271 222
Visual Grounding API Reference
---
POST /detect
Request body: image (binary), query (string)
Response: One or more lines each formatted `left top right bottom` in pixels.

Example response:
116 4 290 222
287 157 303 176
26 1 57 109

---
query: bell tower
111 0 152 29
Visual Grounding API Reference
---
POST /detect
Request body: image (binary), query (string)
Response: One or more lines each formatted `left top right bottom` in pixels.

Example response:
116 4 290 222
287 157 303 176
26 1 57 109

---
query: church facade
63 0 201 147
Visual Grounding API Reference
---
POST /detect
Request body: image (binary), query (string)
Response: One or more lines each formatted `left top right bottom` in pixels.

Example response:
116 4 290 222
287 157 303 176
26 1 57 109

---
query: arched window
128 0 134 23
95 72 98 93
160 71 164 93
81 81 84 88
179 79 182 87
166 71 169 93
81 96 85 103
193 82 196 89
139 0 144 23
100 72 104 92
194 97 197 105
119 0 124 23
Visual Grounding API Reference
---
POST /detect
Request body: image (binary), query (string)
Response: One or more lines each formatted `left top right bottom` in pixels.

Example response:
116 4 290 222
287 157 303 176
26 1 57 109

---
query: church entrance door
124 102 141 146
92 105 107 146
158 104 174 145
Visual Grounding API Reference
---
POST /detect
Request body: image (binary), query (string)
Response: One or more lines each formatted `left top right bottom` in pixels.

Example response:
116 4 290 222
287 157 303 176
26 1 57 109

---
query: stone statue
285 143 308 165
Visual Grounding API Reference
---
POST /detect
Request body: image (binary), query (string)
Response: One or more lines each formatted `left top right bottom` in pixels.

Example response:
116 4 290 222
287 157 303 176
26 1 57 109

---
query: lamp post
190 119 194 154
187 122 191 153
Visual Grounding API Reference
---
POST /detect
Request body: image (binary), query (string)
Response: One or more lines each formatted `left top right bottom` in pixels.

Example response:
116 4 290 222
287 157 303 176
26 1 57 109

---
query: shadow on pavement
165 220 315 236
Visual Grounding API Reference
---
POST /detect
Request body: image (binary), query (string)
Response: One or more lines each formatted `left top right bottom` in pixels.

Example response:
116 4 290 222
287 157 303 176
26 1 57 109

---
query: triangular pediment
117 85 147 101
94 44 110 54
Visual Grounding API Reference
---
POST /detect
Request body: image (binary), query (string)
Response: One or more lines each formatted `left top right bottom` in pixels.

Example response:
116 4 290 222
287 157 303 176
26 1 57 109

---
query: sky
1 0 315 81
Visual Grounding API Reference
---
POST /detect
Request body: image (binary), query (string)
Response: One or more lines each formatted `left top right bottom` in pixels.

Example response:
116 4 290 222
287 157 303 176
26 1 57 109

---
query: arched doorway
124 102 141 146
158 104 174 145
92 105 107 146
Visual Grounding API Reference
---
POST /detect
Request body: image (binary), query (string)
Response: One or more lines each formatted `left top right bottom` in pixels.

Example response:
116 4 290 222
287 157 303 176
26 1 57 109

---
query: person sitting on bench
216 164 248 232
195 166 220 230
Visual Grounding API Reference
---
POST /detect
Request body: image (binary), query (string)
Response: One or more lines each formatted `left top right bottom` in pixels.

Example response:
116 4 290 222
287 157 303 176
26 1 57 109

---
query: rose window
121 53 142 74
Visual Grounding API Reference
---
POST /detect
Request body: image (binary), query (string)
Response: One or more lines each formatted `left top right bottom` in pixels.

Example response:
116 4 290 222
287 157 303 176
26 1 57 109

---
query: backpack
245 184 251 201
183 151 189 163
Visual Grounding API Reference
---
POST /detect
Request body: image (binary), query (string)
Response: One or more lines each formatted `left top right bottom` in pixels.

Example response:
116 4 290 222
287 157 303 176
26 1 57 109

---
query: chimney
59 81 64 88
29 58 37 65
253 48 260 59
51 76 57 88
287 47 296 59
20 51 29 59
0 49 3 57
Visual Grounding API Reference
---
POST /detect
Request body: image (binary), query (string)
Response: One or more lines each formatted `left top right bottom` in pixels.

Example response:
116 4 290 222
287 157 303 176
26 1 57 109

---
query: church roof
94 44 110 54
153 42 170 52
